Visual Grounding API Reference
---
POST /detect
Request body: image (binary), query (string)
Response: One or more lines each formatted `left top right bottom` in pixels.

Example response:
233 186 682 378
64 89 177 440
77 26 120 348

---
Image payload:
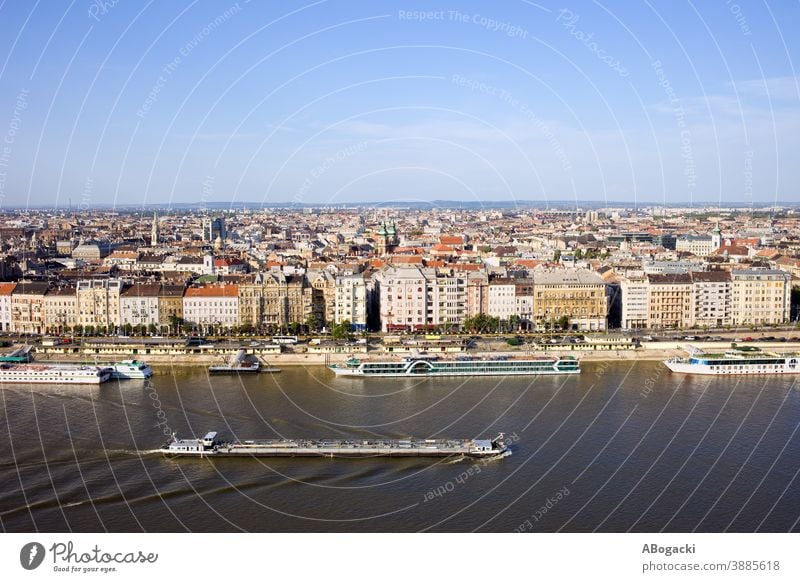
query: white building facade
730 269 791 326
619 277 649 330
182 284 239 330
119 284 161 328
335 275 368 331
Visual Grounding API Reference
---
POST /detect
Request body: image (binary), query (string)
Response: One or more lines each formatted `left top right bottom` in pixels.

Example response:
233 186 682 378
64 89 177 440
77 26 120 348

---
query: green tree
463 313 494 334
305 314 320 334
168 314 183 334
332 320 353 340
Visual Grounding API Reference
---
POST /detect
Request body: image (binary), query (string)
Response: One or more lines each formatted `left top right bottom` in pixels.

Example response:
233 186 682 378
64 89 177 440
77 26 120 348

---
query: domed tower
375 221 399 256
711 219 721 251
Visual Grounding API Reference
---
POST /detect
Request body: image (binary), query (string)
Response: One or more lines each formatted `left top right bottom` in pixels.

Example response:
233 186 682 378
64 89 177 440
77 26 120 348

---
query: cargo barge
162 431 509 458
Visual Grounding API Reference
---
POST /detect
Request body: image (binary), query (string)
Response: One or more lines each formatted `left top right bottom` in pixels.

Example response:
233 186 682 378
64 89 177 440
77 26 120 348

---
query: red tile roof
514 259 539 268
0 282 17 296
390 255 424 264
184 285 239 298
439 235 464 245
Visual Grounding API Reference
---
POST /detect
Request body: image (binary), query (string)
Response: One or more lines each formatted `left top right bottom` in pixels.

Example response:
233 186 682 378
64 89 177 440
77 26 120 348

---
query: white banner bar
1 533 797 581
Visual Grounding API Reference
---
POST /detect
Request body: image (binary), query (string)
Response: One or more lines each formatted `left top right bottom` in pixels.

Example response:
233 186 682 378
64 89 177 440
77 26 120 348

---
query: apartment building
515 280 535 328
308 270 335 327
11 281 49 334
646 274 693 329
676 227 721 257
375 267 429 332
619 277 648 330
487 279 517 320
262 271 290 328
465 271 488 318
730 269 791 326
428 271 467 330
533 270 608 331
158 285 185 330
183 284 239 329
43 286 77 333
0 282 15 331
76 279 123 330
287 275 313 328
692 271 731 328
119 283 161 328
238 276 266 328
335 274 368 331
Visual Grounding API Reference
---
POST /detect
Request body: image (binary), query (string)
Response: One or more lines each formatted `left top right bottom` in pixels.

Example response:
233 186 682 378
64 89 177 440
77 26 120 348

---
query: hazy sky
0 1 798 208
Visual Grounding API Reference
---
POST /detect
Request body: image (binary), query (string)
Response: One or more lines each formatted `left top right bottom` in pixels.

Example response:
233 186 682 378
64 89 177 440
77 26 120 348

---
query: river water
1 361 799 532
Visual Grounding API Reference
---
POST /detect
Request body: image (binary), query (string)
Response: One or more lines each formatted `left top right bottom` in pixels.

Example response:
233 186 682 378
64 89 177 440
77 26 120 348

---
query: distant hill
7 199 798 211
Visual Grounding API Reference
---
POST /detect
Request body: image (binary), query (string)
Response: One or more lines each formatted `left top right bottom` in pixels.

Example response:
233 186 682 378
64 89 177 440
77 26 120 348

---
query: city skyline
0 1 798 208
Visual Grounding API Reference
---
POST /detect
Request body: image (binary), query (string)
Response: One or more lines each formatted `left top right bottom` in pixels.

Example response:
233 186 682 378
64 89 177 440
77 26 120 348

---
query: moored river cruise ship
0 363 112 384
665 350 800 375
328 355 580 377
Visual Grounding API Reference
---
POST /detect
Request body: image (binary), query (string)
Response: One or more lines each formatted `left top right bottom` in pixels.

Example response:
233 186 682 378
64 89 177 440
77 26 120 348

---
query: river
1 361 799 532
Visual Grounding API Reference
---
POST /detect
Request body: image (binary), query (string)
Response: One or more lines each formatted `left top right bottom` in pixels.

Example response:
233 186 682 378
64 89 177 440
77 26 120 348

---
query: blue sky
0 0 797 208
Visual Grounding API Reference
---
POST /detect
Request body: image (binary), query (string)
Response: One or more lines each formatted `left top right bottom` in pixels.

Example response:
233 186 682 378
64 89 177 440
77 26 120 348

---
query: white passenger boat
106 360 153 379
665 349 800 375
0 363 111 384
328 355 580 377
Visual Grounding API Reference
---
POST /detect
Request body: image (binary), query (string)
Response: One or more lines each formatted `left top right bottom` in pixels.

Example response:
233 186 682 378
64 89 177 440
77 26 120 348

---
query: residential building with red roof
0 282 17 331
183 284 239 330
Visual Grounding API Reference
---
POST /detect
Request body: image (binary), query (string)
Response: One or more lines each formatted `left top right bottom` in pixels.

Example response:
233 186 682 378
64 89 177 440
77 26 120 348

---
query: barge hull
330 369 578 377
162 449 499 458
162 432 509 459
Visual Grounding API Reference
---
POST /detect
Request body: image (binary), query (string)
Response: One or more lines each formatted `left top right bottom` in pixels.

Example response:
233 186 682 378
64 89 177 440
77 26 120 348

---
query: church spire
151 210 159 246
